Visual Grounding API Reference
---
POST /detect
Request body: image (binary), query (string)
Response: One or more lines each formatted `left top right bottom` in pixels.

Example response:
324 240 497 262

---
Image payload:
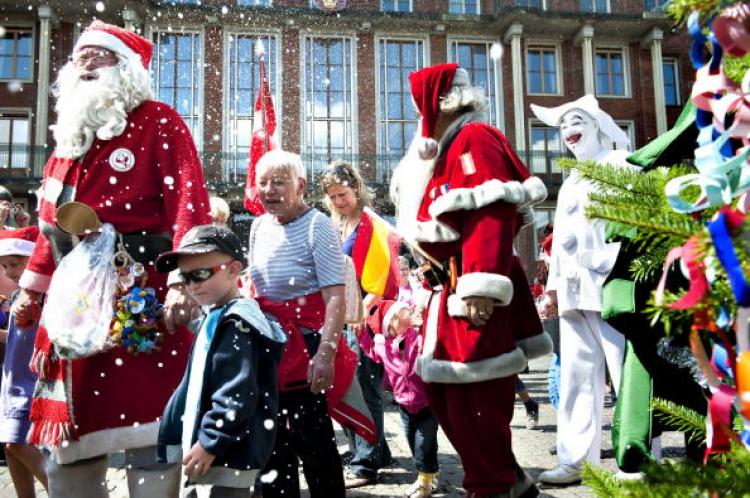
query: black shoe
339 450 354 465
513 463 540 498
524 399 539 430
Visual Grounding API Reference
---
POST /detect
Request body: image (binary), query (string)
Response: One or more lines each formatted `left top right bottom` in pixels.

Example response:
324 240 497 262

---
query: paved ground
0 355 683 497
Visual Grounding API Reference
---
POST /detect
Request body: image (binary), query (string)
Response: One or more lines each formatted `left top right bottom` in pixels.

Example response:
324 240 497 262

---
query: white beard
51 62 147 160
389 139 436 240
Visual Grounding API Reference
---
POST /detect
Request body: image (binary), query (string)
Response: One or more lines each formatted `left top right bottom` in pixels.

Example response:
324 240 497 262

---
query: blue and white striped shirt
248 208 344 301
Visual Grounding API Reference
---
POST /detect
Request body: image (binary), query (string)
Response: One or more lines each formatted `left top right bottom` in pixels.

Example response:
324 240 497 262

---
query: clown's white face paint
559 110 606 162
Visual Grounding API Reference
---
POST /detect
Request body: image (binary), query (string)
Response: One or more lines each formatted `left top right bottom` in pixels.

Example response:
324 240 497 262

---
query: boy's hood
223 298 287 345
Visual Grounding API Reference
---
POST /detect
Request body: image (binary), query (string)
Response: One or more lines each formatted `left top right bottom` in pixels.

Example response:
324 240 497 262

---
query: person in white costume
531 95 633 485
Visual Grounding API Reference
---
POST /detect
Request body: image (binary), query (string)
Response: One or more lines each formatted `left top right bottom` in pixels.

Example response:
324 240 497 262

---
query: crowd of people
0 18 702 498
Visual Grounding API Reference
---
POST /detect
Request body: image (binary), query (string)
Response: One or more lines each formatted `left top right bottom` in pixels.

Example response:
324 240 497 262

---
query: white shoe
539 464 582 485
615 470 644 480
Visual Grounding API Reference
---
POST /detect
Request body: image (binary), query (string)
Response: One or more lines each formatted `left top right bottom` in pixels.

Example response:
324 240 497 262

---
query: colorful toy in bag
41 223 118 359
109 243 163 354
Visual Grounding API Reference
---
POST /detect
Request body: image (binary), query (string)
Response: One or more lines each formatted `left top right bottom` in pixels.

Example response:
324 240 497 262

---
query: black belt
45 227 172 267
120 232 173 267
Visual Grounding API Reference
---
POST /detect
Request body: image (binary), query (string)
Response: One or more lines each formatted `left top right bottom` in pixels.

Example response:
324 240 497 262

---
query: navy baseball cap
155 224 245 273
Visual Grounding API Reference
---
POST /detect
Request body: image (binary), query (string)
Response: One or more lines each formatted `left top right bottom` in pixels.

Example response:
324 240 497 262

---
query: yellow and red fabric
351 209 400 300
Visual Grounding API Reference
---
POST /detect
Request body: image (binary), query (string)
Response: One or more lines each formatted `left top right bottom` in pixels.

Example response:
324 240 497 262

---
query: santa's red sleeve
431 124 546 305
156 108 212 247
19 229 55 293
19 161 57 293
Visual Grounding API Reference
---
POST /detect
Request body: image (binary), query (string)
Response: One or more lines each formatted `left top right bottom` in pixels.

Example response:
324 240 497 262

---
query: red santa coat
413 120 551 384
20 100 211 463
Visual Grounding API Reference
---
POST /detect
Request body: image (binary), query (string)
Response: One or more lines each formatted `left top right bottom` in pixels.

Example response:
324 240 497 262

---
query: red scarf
257 292 377 444
28 323 74 446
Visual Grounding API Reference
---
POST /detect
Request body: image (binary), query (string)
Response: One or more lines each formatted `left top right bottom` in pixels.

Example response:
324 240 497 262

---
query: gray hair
439 85 489 114
255 149 307 181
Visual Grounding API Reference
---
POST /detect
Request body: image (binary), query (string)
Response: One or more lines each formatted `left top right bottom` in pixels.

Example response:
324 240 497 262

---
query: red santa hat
74 20 153 70
0 226 39 257
408 63 470 160
367 300 409 335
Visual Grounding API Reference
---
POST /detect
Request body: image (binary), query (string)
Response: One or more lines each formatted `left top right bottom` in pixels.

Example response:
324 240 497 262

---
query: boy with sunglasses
155 224 286 497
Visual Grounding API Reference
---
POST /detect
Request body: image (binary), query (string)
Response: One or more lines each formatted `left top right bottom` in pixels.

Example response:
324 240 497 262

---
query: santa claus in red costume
391 63 551 498
12 21 210 497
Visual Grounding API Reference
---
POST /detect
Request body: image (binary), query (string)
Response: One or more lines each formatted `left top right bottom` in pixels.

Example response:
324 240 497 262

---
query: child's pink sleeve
357 330 384 364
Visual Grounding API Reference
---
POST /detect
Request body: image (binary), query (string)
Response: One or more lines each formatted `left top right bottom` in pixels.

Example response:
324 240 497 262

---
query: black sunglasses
179 261 233 284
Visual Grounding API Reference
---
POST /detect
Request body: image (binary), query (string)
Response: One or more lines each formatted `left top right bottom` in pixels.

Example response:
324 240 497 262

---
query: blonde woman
320 161 393 488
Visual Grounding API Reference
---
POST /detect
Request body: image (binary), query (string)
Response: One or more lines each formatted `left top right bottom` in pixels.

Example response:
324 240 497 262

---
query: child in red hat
358 300 439 498
0 226 47 496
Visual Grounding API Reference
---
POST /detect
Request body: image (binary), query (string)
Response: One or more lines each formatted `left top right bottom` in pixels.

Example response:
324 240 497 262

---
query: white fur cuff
447 294 468 317
456 272 513 306
522 176 547 207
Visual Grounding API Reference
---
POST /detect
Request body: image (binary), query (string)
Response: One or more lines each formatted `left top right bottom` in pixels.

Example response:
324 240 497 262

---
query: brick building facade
0 0 692 269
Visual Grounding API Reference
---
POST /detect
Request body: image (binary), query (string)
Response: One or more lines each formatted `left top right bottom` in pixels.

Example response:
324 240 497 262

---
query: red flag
243 42 277 215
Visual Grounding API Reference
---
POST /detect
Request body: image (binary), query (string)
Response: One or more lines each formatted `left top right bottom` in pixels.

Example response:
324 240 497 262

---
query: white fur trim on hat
382 301 409 334
456 272 513 305
530 94 631 148
452 67 470 87
0 239 34 257
74 31 142 70
19 269 51 293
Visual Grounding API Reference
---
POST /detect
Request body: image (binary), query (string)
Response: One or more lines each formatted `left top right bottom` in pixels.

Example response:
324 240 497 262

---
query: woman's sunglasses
179 261 232 284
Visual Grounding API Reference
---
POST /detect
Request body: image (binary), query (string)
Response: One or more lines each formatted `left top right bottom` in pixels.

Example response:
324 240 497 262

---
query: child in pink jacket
358 300 439 498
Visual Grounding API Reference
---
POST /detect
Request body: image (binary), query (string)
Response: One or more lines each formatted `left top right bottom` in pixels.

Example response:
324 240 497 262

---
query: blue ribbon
708 211 750 306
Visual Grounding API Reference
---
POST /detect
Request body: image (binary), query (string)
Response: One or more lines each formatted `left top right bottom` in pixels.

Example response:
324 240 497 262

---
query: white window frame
380 0 413 12
447 38 503 131
448 0 481 15
300 33 358 179
662 56 681 106
525 41 562 96
148 26 205 149
612 119 635 151
0 24 34 82
594 45 631 99
222 29 282 183
527 119 566 174
374 35 428 182
580 0 610 13
0 108 31 169
237 0 273 5
516 0 546 8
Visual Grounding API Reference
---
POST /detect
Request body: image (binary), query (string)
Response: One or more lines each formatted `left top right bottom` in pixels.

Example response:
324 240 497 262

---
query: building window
237 0 272 5
526 46 559 95
449 0 479 15
0 28 32 81
663 57 680 106
225 33 278 182
449 41 499 127
607 121 635 151
152 31 203 146
0 114 29 169
382 0 411 11
644 0 668 11
595 48 628 97
581 0 608 12
377 39 425 182
516 0 543 8
528 122 565 174
302 36 356 178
